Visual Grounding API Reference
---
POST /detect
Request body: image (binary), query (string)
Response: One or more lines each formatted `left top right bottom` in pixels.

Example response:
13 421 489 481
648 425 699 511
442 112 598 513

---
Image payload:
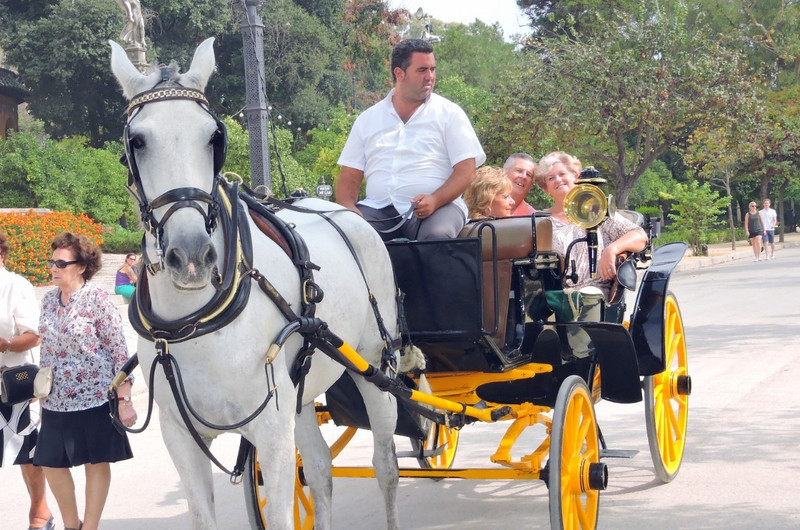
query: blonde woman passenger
463 166 516 219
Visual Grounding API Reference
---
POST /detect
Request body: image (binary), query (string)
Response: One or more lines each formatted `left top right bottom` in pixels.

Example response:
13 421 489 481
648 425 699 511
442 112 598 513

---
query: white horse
110 38 402 529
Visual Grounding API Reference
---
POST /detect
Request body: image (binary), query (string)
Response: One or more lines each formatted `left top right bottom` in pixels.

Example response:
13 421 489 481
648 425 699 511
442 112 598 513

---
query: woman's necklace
57 281 85 308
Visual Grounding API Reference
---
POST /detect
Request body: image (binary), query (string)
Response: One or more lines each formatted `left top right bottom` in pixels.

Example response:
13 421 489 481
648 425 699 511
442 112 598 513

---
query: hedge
0 210 103 286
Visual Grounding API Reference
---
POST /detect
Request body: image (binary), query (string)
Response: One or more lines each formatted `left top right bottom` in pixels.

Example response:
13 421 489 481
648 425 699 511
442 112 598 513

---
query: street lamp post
240 0 272 192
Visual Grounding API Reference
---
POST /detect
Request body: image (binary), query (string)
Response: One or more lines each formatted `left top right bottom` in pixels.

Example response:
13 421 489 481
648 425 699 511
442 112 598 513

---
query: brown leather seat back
459 216 552 260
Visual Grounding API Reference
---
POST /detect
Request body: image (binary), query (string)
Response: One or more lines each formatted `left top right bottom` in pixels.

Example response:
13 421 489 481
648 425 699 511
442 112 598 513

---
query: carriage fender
630 242 689 376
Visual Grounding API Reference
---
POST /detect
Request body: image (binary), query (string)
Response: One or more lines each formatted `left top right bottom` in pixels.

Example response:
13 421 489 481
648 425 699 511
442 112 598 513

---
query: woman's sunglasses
47 259 79 269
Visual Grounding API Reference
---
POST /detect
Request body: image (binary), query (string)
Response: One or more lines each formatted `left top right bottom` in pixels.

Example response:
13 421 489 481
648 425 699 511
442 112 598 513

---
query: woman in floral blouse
534 152 648 300
34 232 137 530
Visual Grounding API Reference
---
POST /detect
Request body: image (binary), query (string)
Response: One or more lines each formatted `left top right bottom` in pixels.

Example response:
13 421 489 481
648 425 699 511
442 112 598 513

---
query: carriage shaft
332 466 542 480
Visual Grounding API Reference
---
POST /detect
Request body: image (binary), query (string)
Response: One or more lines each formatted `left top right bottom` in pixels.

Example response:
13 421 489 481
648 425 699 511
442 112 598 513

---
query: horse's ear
110 40 150 99
181 37 216 92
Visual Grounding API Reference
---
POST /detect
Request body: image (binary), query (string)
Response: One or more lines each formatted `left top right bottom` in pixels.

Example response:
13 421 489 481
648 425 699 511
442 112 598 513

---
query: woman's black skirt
33 402 133 468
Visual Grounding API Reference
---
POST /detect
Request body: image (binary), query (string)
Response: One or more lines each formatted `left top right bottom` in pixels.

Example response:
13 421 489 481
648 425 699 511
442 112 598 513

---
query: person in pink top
503 152 536 216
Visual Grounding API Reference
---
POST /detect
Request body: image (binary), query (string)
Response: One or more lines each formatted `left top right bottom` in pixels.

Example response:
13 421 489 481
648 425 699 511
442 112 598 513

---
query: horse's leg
352 373 400 530
246 395 297 529
295 404 333 530
159 415 216 529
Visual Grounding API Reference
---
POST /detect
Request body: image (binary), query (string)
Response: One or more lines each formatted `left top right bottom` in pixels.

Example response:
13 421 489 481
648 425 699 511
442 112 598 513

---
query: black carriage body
385 215 644 405
324 214 681 434
629 242 689 375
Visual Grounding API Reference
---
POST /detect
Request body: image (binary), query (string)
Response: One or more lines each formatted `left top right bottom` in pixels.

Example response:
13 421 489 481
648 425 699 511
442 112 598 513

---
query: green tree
484 4 760 207
0 0 128 146
662 180 729 256
435 21 517 93
516 0 640 39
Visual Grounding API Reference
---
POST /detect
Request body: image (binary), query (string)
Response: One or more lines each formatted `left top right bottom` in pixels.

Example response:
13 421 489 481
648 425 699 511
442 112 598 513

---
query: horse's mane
144 61 182 85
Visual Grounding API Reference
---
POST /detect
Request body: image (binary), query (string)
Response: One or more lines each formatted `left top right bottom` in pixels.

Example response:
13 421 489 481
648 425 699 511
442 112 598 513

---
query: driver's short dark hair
391 38 434 81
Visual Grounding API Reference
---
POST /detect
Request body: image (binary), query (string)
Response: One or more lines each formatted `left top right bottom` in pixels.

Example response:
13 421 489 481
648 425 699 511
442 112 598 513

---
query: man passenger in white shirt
335 38 486 240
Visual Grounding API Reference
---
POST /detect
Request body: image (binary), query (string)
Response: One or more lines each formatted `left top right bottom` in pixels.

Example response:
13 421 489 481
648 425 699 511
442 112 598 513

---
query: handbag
0 364 52 405
1 364 39 405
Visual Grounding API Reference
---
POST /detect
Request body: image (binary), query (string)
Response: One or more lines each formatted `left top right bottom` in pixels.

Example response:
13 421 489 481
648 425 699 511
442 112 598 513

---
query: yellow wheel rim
550 376 601 529
413 422 460 469
645 293 690 482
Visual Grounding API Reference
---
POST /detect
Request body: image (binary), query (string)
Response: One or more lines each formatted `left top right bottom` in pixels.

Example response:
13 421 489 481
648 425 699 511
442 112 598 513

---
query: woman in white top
0 230 54 530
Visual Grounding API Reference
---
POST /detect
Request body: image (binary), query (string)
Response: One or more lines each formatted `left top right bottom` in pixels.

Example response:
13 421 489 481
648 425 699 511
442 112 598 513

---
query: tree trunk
723 170 735 250
778 178 788 243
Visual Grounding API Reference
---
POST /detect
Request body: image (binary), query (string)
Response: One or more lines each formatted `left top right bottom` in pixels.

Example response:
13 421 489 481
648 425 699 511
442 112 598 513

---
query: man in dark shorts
759 198 778 259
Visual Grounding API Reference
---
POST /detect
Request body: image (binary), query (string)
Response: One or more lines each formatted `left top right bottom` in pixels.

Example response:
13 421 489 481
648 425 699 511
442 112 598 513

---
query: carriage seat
458 216 554 348
458 216 553 260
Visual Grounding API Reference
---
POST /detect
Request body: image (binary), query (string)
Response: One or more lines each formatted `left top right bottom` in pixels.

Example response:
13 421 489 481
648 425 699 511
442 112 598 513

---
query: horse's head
110 38 226 291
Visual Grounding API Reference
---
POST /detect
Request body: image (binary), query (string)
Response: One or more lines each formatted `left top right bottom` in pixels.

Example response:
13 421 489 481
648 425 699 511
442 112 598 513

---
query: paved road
3 244 799 528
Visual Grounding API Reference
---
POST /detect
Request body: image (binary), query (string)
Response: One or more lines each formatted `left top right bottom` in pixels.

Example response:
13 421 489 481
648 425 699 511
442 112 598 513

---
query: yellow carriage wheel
548 375 606 530
410 421 460 469
644 292 691 483
244 426 358 529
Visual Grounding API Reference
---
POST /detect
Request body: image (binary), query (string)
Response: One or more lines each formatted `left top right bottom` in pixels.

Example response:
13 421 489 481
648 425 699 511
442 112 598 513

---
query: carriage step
397 446 447 459
601 449 639 459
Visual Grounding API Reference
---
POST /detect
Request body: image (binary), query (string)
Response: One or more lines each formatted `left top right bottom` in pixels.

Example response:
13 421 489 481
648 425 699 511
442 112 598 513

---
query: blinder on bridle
121 85 228 261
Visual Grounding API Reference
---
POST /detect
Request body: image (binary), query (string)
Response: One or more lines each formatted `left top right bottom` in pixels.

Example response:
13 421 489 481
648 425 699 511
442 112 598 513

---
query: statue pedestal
125 45 148 72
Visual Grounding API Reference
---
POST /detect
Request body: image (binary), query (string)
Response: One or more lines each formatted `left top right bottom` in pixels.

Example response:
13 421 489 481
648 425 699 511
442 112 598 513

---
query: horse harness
115 80 401 478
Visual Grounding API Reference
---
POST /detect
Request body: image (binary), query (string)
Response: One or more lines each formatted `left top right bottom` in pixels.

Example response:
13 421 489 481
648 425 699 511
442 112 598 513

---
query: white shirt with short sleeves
0 266 40 368
338 89 486 217
759 207 777 231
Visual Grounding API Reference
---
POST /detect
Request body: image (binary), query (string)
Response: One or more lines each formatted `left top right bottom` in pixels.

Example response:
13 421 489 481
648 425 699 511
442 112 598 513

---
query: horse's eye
130 136 145 150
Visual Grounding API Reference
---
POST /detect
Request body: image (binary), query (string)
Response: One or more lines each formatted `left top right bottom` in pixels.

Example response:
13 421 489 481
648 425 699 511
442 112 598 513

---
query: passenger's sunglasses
47 259 79 269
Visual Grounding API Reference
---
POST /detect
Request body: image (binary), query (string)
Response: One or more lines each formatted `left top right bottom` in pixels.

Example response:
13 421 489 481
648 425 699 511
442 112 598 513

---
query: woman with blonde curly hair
463 166 516 219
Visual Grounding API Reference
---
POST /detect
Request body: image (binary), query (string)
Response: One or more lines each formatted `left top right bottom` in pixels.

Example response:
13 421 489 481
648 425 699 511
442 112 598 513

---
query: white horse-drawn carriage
109 38 691 530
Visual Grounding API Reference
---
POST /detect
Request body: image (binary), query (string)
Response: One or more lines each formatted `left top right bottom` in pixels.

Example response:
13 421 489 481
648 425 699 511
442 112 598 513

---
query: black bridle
123 85 227 272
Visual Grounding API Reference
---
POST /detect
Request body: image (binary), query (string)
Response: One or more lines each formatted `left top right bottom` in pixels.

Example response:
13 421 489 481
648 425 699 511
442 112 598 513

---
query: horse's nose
165 240 217 276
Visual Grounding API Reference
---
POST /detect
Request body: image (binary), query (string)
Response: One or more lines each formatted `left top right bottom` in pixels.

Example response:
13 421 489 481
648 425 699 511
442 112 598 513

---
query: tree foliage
483 3 760 207
662 180 729 256
0 0 128 146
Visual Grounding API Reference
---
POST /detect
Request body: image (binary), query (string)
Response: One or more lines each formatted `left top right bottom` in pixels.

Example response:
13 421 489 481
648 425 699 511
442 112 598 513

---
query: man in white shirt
336 38 486 240
759 198 778 259
503 153 536 216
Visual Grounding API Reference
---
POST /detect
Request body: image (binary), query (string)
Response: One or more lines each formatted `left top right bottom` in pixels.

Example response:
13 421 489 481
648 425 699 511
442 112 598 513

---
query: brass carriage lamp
564 167 616 279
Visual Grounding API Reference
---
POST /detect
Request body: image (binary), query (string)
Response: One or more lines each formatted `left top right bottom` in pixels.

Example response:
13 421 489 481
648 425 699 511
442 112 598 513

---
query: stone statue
115 0 147 50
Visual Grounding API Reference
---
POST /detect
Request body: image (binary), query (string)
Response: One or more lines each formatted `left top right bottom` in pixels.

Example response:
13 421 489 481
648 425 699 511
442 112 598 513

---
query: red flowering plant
0 210 103 286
